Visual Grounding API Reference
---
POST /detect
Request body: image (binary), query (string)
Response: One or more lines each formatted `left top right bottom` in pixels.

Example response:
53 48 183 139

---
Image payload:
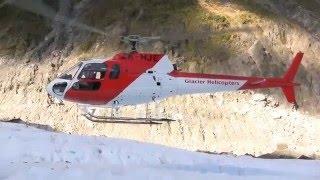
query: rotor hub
120 35 160 52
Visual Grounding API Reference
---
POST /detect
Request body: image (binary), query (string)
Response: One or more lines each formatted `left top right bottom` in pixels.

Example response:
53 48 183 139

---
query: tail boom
168 52 303 105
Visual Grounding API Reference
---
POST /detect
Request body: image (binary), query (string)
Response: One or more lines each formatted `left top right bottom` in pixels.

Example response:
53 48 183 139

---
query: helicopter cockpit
47 59 109 99
47 35 156 102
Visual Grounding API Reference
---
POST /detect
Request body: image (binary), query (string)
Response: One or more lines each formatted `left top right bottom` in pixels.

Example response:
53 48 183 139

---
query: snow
0 122 319 180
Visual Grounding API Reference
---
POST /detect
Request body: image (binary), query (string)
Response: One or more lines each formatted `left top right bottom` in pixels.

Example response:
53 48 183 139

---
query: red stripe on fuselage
168 71 289 90
64 52 163 105
169 71 259 80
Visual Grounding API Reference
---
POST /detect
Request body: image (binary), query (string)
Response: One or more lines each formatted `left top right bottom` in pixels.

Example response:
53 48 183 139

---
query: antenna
120 35 160 52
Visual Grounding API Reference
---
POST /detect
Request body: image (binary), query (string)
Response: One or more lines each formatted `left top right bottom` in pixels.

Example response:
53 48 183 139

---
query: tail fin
281 86 296 104
283 52 304 81
281 52 303 106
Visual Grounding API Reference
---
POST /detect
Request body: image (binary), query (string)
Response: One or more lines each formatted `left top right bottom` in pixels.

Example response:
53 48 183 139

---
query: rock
239 104 251 115
271 110 288 119
251 94 267 102
248 40 264 61
216 94 224 107
272 114 282 120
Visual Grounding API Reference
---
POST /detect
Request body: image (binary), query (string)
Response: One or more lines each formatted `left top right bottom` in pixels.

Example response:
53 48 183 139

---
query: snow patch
0 122 319 179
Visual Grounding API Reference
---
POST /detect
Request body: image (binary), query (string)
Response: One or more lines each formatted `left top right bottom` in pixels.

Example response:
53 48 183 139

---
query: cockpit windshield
59 62 83 80
77 63 107 80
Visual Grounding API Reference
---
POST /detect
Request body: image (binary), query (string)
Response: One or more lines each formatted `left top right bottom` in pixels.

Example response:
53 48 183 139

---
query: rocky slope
0 0 319 158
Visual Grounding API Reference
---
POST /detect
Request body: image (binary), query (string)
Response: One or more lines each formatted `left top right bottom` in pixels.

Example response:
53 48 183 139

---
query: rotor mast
120 35 160 52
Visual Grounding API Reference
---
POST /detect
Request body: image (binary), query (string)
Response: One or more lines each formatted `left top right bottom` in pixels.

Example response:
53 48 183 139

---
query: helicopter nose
46 79 69 99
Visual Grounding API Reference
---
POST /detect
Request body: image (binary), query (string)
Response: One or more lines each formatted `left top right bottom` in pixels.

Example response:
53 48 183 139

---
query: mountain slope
0 0 319 159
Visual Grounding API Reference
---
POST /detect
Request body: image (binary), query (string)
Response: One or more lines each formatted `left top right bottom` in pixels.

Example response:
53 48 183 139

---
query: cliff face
0 0 319 158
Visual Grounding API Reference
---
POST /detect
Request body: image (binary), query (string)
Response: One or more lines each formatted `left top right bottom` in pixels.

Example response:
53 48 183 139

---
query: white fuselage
106 56 246 107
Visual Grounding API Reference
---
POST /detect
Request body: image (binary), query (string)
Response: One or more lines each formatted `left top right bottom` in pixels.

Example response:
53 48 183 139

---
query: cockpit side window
109 64 120 79
78 63 107 80
72 81 101 91
59 62 83 80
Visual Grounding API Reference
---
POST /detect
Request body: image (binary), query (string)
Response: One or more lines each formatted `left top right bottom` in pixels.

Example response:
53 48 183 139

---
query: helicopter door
75 63 107 90
149 71 177 101
67 63 107 104
147 55 176 101
144 70 162 102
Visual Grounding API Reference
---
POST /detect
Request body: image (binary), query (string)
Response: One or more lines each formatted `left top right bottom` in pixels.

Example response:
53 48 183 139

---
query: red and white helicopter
47 35 303 124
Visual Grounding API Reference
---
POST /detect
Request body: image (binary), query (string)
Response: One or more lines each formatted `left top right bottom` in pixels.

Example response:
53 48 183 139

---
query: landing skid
83 113 175 125
81 105 175 125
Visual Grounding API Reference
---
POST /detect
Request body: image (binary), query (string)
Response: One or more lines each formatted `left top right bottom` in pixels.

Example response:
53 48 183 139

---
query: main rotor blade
213 26 254 35
160 26 255 42
2 0 106 35
0 0 9 8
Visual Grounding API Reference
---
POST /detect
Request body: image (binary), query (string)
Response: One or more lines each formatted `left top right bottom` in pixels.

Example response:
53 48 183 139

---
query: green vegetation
0 0 234 62
68 0 234 61
279 0 320 15
0 6 50 57
230 0 276 18
239 14 254 25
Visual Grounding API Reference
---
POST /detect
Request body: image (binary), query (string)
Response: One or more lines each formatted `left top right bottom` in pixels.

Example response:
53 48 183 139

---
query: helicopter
47 35 303 124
